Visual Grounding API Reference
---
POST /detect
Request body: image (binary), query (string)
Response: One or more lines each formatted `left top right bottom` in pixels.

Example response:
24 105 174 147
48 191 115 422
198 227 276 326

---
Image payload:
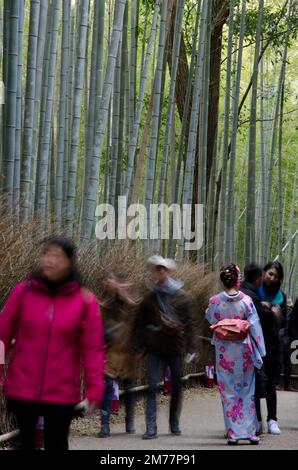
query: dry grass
0 216 219 434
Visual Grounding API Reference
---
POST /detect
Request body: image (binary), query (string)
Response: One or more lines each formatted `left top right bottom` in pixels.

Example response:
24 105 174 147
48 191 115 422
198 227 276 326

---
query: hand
261 301 271 309
86 400 97 416
271 305 282 328
271 304 281 315
185 352 200 364
75 399 98 416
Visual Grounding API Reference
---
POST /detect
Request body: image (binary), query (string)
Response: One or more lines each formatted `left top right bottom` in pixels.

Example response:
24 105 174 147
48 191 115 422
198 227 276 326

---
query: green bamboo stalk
225 0 246 262
215 0 235 265
55 0 70 230
144 0 168 219
3 0 19 214
13 0 24 223
124 0 160 199
1 0 10 183
84 0 100 200
197 0 211 264
30 0 49 215
63 6 75 211
178 0 207 258
109 41 122 208
21 0 41 222
259 49 267 265
172 0 200 208
244 0 263 265
129 0 137 143
66 0 89 237
159 0 185 204
81 0 127 241
35 0 60 220
115 2 128 206
264 48 288 262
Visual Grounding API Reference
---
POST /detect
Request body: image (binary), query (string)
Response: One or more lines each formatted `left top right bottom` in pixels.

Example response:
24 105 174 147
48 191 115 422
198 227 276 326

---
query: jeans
145 353 183 433
101 376 135 425
7 400 74 451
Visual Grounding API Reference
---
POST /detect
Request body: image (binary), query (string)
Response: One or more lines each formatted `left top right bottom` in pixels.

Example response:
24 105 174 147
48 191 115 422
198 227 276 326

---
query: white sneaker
268 420 281 435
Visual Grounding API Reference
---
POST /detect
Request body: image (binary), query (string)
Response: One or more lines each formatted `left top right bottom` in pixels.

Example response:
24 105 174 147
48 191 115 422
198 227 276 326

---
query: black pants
7 400 74 451
255 352 280 422
145 353 183 432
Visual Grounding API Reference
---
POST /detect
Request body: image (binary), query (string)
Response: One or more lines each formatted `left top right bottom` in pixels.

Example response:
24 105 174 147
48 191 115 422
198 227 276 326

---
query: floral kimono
206 291 266 440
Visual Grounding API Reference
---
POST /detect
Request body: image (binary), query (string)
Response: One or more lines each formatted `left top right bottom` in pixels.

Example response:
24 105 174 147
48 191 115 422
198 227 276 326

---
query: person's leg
43 405 74 451
143 353 162 439
264 353 280 434
7 400 39 451
266 381 277 422
123 378 135 433
168 353 183 434
99 375 114 437
255 397 262 422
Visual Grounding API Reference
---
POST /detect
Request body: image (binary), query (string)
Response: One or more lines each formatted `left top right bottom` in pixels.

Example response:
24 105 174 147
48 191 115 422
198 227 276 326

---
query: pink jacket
0 278 105 405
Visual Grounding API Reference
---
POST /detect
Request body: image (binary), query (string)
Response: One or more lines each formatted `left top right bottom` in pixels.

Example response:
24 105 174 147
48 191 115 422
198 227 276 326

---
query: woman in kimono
206 263 266 445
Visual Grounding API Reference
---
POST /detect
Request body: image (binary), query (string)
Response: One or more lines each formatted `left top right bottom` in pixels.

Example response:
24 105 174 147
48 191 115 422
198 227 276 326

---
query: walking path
70 389 298 450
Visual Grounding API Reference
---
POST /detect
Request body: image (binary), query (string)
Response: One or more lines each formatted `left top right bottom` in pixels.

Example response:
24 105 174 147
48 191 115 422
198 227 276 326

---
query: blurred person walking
134 255 197 440
98 272 140 437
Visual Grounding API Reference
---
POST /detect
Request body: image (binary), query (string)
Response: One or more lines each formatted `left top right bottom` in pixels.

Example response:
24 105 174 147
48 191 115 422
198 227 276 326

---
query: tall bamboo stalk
66 0 89 237
55 0 71 230
3 0 19 215
21 0 40 222
81 0 127 241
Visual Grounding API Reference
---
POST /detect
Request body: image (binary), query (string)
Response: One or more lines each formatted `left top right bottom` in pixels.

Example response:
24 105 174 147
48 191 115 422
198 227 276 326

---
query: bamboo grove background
0 0 297 297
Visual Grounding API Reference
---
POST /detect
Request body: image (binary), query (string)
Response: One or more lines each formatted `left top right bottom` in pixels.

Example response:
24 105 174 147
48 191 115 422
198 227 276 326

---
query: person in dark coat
241 262 286 436
134 255 198 439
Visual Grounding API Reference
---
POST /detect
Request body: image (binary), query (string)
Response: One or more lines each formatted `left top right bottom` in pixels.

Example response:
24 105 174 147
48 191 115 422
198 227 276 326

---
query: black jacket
241 281 283 353
134 287 197 356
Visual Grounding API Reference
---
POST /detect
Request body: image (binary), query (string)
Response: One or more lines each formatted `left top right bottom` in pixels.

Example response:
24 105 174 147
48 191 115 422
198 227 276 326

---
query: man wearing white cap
134 255 197 439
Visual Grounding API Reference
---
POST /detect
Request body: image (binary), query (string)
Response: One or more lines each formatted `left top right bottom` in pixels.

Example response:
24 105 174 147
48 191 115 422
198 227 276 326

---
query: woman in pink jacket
0 237 105 450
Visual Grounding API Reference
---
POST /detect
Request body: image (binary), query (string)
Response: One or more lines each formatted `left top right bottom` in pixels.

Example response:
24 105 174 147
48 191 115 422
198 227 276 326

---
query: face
151 266 168 284
263 267 280 286
104 276 118 293
40 244 72 282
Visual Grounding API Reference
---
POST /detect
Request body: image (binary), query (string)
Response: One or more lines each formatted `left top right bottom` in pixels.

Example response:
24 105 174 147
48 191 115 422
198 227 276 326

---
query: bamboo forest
0 0 297 297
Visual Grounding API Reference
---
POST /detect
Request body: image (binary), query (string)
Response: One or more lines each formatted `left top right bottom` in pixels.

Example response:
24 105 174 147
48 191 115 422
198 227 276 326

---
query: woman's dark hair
38 236 83 285
262 261 284 294
244 263 262 284
220 263 238 289
263 261 284 282
43 236 77 261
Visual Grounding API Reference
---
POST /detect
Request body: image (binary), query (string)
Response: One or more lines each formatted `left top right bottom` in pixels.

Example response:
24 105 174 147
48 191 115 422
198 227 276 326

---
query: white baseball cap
147 255 177 272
